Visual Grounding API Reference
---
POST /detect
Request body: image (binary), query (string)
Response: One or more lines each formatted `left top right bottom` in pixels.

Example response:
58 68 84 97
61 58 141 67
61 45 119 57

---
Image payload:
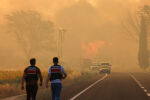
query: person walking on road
46 57 67 100
21 58 43 100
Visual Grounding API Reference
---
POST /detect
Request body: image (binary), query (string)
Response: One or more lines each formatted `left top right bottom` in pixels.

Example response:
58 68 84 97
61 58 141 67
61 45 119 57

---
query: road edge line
0 94 26 100
70 74 108 100
129 73 150 97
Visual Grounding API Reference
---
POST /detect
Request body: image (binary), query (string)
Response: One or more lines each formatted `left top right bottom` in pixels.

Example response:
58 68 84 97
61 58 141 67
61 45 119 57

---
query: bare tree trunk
138 16 149 69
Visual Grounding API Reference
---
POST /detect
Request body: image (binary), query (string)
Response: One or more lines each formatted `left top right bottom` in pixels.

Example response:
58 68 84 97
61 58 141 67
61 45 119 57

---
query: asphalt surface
61 72 150 100
2 72 150 100
61 74 105 100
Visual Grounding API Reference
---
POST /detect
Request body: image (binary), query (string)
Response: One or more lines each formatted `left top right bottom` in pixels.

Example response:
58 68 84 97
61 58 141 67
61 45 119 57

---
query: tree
6 11 56 62
122 5 150 69
138 15 149 69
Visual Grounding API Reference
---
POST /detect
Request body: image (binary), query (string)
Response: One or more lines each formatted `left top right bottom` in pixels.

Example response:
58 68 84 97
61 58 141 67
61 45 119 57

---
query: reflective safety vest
25 66 39 83
50 65 63 81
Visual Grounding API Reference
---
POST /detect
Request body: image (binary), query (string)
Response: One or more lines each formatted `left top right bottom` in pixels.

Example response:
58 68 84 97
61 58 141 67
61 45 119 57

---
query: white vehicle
90 65 100 70
99 63 111 74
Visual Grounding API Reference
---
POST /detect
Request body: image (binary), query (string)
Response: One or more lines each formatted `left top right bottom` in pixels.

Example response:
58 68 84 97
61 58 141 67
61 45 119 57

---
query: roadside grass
0 71 22 84
0 69 98 99
0 71 23 98
0 84 22 98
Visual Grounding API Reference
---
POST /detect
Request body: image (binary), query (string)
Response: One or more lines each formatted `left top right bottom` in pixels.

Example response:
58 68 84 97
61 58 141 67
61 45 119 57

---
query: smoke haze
0 0 149 71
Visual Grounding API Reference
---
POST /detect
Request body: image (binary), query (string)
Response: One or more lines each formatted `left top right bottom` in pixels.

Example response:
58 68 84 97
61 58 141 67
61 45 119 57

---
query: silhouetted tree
122 5 150 69
6 11 56 62
138 15 149 69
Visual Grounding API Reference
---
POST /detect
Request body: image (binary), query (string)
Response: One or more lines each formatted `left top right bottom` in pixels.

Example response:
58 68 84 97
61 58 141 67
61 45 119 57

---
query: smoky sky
0 0 149 71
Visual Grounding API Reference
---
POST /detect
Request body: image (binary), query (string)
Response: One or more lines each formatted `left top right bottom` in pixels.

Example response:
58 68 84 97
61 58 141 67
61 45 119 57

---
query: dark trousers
51 83 62 100
26 85 38 100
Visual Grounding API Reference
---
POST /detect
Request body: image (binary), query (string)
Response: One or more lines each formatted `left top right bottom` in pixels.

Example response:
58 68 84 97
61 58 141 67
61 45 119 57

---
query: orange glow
81 40 104 58
108 42 113 46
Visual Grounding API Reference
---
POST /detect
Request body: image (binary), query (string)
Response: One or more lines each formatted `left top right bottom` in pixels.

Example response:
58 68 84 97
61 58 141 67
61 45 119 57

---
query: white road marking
137 83 141 86
130 74 150 97
141 87 145 89
70 74 108 100
147 93 150 96
0 94 26 100
144 89 147 92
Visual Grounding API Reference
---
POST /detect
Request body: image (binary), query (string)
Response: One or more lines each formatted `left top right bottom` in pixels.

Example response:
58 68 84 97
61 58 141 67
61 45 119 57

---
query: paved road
64 72 150 100
2 72 150 100
132 72 150 96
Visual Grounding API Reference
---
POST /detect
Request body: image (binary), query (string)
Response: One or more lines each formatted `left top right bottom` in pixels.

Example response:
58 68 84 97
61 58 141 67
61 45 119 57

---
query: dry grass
0 69 95 99
0 84 22 98
0 71 22 84
0 71 23 98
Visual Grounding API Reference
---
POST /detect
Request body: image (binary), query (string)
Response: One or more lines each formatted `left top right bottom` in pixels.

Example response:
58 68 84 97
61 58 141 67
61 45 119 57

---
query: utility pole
57 28 66 58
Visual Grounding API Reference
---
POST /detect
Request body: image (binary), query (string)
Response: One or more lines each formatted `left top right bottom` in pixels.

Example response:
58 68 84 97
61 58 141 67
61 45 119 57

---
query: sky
0 0 149 71
0 0 143 22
